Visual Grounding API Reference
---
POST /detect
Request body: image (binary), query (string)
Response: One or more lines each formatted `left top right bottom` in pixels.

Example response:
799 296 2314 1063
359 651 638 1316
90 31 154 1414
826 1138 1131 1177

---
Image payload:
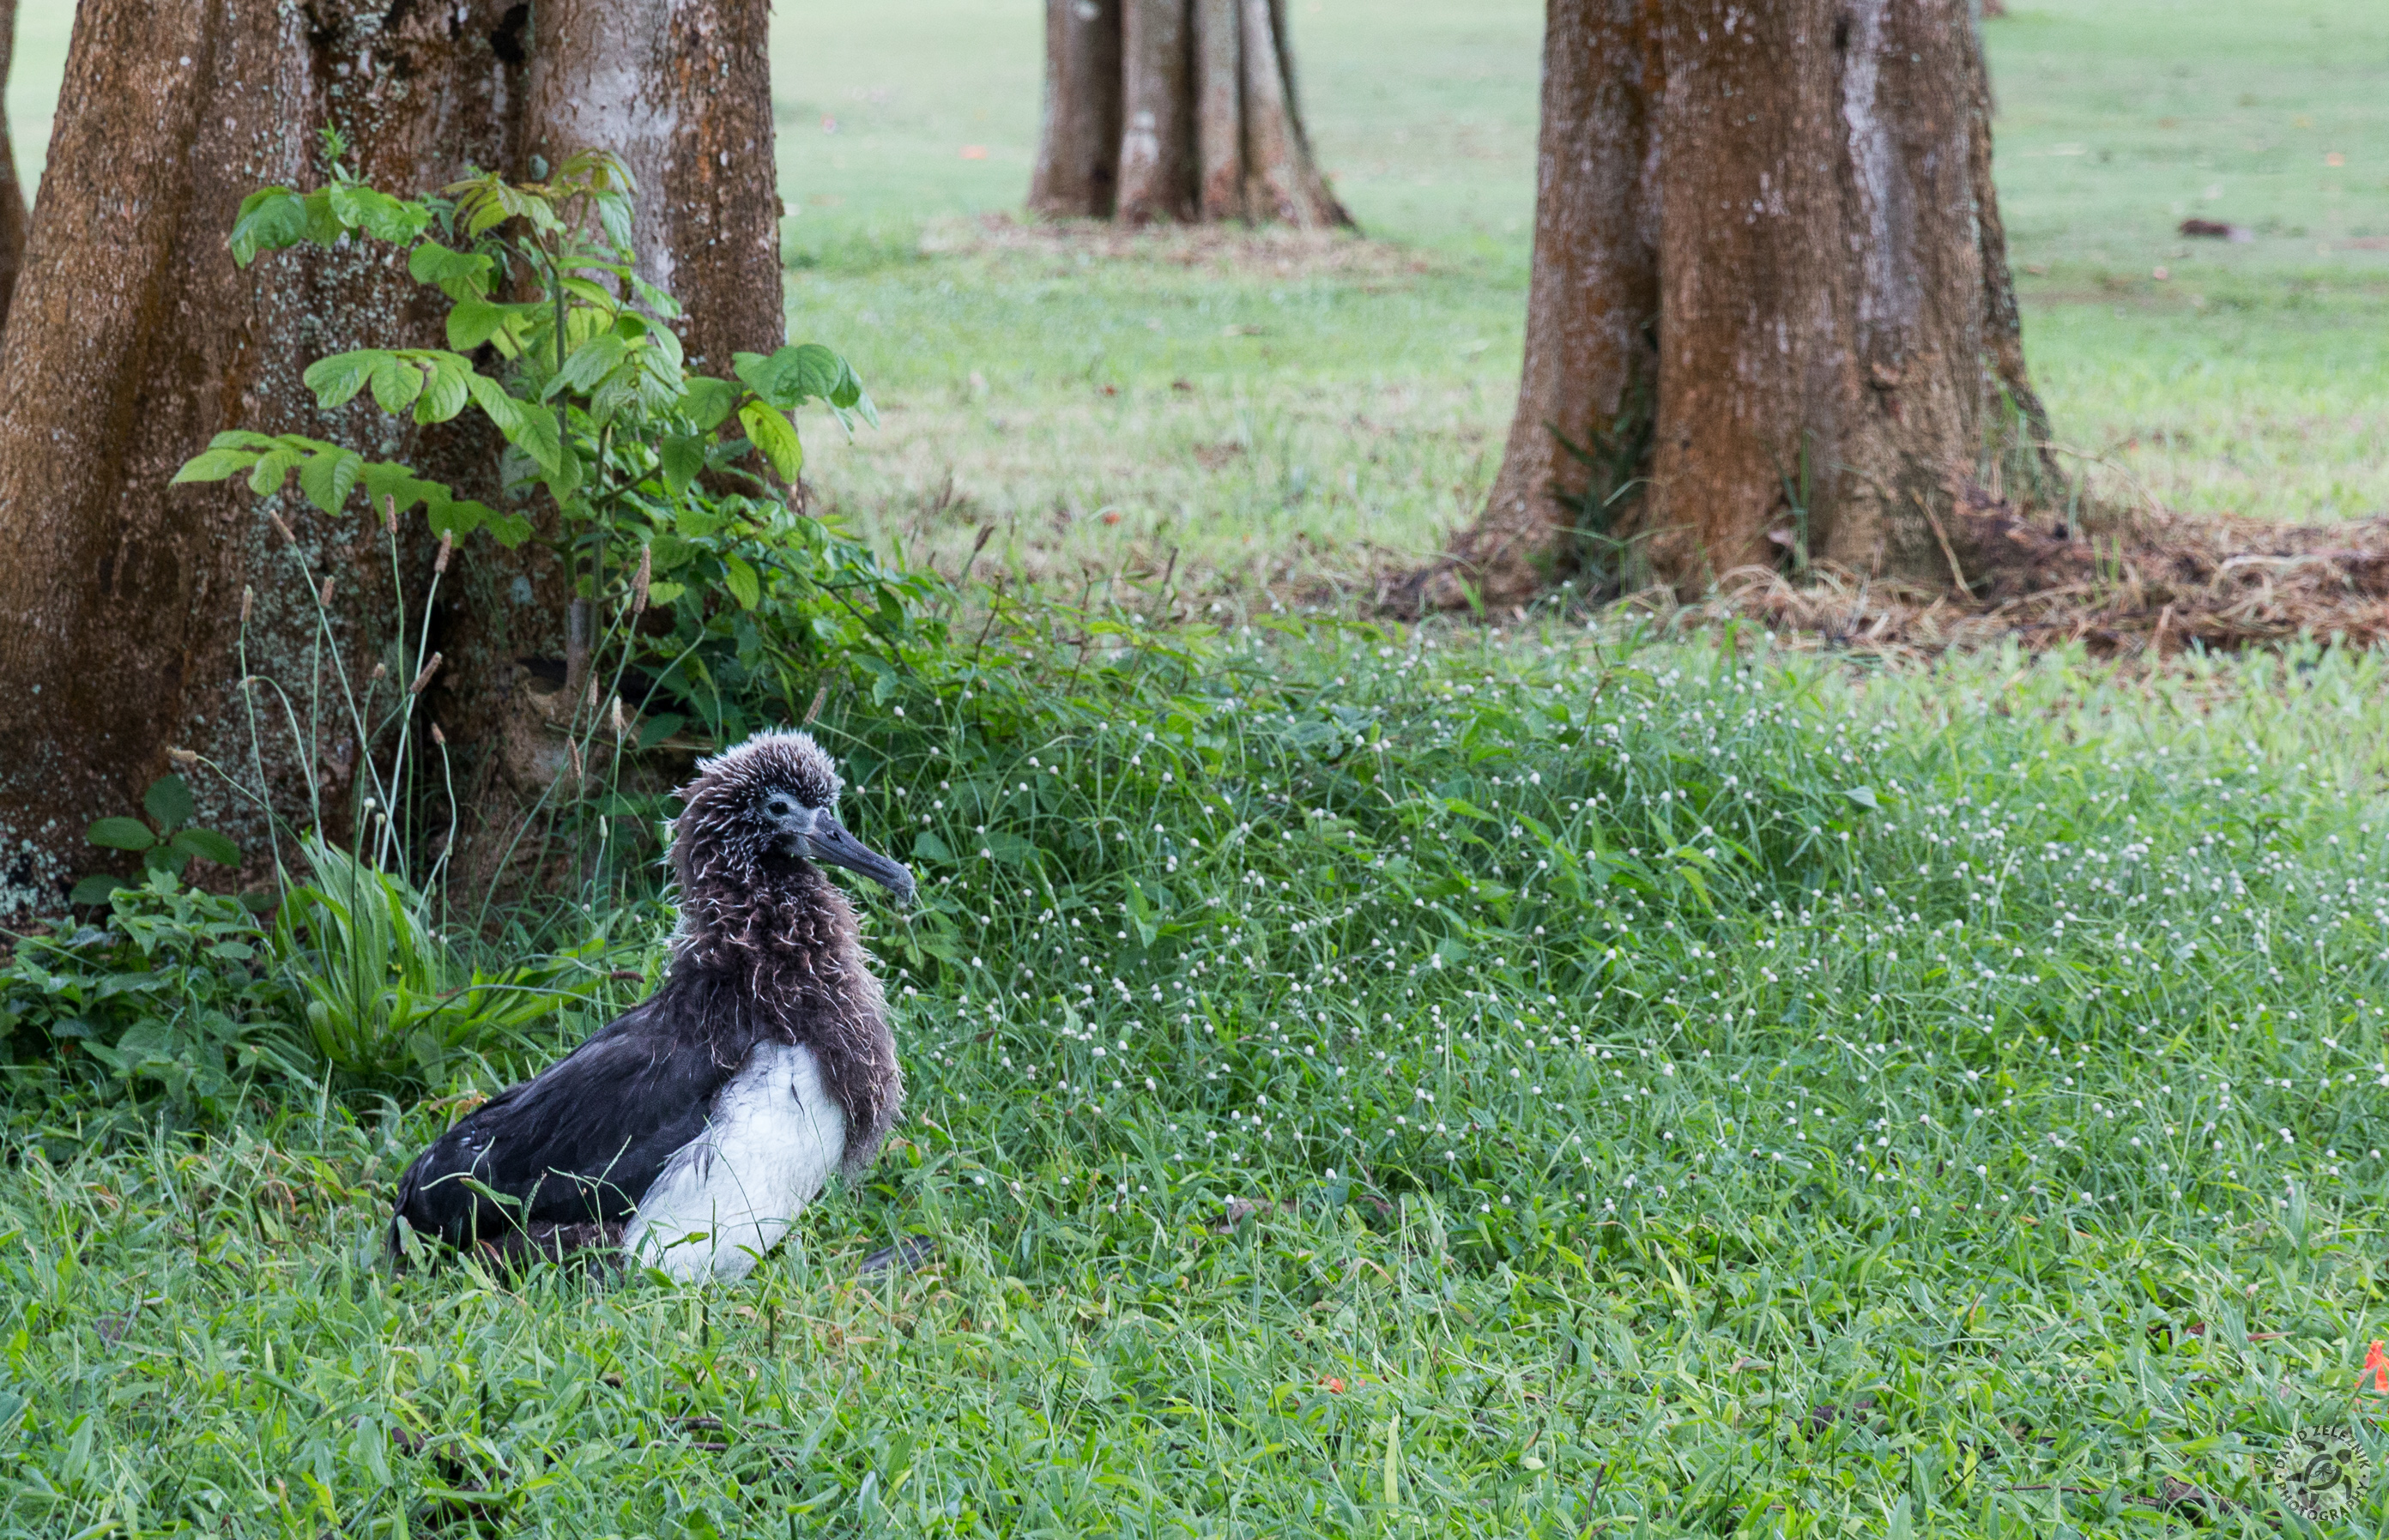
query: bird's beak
804 816 916 905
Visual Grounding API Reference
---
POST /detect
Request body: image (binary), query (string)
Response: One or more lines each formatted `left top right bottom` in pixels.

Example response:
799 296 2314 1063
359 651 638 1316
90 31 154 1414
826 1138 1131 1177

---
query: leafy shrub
3 833 639 1114
174 136 946 760
0 873 302 1119
275 836 616 1083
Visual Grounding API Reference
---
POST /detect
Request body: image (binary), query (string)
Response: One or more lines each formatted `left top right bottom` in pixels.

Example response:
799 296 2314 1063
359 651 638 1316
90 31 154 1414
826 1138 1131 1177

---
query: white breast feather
623 1042 847 1283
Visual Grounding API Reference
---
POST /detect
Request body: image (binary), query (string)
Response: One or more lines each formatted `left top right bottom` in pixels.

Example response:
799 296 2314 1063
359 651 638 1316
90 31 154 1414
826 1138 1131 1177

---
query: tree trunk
524 0 783 377
1192 0 1243 219
1030 0 1349 227
1116 0 1194 223
0 0 27 335
0 0 783 927
1406 0 2054 613
1029 0 1123 218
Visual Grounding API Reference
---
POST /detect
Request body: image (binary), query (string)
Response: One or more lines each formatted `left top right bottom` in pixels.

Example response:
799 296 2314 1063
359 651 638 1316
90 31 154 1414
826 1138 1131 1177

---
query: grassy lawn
6 3 2389 1537
12 631 2389 1534
751 0 2389 589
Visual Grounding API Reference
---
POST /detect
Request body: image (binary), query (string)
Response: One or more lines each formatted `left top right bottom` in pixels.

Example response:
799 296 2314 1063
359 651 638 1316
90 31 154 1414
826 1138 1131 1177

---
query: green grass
788 240 1521 599
7 3 2389 1536
1991 0 2389 524
12 625 2389 1535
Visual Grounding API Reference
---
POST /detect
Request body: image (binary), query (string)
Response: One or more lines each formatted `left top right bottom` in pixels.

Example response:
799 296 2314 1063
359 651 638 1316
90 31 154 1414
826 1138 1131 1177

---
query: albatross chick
390 730 913 1282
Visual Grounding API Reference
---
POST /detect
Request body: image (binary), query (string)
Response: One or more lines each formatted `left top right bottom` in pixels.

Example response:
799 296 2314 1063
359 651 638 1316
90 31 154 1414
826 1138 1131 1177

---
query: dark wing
390 999 738 1253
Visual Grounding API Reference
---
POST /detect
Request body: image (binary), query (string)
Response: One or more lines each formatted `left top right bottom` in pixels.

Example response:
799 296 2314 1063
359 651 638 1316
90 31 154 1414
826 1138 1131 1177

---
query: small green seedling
73 774 245 907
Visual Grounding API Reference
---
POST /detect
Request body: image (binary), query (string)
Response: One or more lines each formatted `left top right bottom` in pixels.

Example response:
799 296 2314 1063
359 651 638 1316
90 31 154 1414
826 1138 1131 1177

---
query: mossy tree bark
0 0 784 925
1405 0 2058 613
1030 0 1350 226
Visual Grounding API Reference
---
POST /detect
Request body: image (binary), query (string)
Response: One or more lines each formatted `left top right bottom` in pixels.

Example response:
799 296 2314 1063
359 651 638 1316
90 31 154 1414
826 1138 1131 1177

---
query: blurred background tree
1031 0 1351 226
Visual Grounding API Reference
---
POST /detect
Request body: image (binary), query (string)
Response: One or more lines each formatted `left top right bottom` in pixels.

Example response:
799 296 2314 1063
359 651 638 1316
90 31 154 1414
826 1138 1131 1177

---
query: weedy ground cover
8 625 2389 1535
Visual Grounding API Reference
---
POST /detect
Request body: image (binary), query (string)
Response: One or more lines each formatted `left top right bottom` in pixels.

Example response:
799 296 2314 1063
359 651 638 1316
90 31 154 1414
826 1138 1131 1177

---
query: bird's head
670 730 916 904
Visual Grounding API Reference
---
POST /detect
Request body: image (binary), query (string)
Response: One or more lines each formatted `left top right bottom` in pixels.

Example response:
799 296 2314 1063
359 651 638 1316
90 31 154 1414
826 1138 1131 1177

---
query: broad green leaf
444 173 525 238
589 343 680 426
544 445 583 500
408 240 495 301
227 188 311 266
300 188 345 245
170 828 240 867
414 357 471 424
824 351 866 410
738 401 803 482
679 376 738 431
722 554 761 610
730 351 777 400
983 832 1035 865
69 873 126 906
172 446 263 484
645 580 686 607
247 447 303 495
142 776 196 830
445 299 509 352
465 372 527 435
594 190 635 256
302 351 382 408
629 273 683 320
296 447 365 514
205 429 287 452
88 817 156 852
481 508 535 548
659 434 705 495
558 276 620 312
324 180 372 232
588 371 636 426
635 343 683 406
912 831 953 863
423 497 488 541
361 461 444 516
734 342 846 412
370 354 426 415
554 148 636 194
618 310 684 369
789 343 844 400
503 405 567 477
549 333 627 398
326 181 432 245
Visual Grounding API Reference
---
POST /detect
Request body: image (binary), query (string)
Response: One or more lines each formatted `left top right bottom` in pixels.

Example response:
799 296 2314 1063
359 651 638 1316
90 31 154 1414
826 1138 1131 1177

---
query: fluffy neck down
663 851 900 1174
